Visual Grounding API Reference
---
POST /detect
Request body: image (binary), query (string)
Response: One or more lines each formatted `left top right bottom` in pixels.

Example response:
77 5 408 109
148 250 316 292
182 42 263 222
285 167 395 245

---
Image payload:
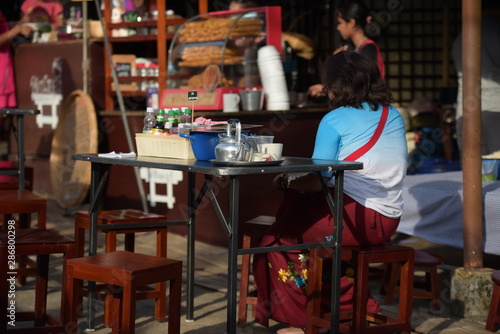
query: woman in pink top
21 0 64 30
0 11 34 108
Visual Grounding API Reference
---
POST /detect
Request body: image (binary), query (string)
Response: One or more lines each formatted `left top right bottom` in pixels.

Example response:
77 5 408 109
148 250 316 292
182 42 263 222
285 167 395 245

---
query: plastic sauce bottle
151 109 165 135
142 107 156 134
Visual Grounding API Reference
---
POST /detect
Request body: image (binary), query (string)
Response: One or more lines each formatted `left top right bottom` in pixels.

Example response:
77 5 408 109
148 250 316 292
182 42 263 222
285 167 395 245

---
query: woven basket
135 133 195 159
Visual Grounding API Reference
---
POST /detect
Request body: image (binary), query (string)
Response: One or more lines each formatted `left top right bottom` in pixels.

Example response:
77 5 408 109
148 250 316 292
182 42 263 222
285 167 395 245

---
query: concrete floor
9 199 500 333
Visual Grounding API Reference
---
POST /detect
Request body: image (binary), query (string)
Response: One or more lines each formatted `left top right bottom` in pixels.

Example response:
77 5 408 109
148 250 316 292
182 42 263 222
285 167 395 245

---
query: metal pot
179 131 220 161
214 120 252 162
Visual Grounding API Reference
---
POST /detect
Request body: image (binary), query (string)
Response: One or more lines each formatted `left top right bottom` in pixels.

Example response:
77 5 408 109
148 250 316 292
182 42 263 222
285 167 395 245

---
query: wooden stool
74 209 169 326
306 244 415 334
382 249 445 310
0 228 75 333
0 189 46 229
237 215 274 327
65 250 182 334
0 189 47 285
486 270 500 332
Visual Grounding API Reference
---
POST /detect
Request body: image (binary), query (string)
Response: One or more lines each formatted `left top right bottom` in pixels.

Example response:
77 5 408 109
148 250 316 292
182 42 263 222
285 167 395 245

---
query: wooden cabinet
102 0 208 111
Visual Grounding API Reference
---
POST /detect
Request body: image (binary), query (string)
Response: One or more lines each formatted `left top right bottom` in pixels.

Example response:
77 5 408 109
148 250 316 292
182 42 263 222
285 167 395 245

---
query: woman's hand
307 84 325 98
273 173 289 191
273 173 327 193
333 44 349 55
16 25 35 38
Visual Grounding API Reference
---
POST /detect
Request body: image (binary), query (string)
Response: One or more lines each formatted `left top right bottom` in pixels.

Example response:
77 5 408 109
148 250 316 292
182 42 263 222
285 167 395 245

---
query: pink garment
0 12 16 108
253 191 400 328
21 0 63 29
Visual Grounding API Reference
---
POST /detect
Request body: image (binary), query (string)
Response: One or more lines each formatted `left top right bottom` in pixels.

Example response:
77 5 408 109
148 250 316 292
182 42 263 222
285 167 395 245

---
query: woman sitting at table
252 51 408 334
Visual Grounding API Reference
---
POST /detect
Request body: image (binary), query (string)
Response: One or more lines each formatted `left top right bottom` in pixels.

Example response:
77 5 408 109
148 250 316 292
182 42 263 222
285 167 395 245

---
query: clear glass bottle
142 107 156 134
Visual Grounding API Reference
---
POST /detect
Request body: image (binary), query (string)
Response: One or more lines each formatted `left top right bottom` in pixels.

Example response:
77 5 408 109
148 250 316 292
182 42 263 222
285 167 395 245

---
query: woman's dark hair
337 0 370 31
337 0 380 37
321 51 393 110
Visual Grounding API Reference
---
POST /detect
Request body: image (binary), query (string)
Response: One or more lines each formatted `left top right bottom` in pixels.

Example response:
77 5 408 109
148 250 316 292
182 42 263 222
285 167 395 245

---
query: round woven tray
50 90 98 209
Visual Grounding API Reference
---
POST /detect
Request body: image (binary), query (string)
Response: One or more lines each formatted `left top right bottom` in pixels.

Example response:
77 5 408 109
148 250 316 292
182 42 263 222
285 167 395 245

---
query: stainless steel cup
240 89 263 111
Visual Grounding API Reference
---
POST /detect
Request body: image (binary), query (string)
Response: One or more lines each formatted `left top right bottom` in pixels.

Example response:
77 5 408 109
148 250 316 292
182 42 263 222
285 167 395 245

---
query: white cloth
98 151 136 158
397 171 500 255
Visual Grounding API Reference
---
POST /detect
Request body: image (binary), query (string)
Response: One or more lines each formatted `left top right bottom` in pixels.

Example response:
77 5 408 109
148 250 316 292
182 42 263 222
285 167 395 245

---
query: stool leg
38 202 47 229
155 229 168 321
124 233 135 252
237 234 252 327
168 274 182 334
60 245 75 326
65 267 79 334
121 280 137 334
384 262 401 305
74 218 86 258
105 231 118 253
104 231 119 327
34 254 49 326
352 252 370 333
486 284 500 331
18 213 31 229
111 287 122 334
305 248 323 334
428 268 442 310
398 255 414 332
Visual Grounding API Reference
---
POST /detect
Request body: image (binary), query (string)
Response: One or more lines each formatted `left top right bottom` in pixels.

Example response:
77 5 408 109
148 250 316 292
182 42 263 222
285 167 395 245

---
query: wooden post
461 0 483 270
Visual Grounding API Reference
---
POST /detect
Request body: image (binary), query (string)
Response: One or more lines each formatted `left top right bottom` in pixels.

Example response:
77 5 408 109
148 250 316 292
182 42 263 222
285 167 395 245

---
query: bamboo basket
135 133 195 159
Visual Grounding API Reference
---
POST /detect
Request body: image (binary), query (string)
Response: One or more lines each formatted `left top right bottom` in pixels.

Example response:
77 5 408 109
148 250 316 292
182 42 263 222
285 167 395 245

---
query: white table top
397 171 500 255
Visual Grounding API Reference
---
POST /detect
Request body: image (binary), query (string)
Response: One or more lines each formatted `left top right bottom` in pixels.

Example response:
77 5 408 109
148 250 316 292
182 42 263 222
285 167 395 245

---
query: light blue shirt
312 102 408 218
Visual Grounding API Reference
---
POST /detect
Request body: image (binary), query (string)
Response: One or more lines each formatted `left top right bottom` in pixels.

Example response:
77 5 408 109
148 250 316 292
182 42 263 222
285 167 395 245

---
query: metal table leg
227 176 240 334
86 162 109 330
186 172 196 322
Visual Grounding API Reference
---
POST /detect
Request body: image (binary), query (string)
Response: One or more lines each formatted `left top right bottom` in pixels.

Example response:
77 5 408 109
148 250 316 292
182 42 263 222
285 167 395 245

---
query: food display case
161 6 282 110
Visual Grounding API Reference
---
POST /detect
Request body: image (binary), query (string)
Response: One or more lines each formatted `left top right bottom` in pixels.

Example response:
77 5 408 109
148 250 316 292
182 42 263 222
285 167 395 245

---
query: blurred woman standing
308 0 385 97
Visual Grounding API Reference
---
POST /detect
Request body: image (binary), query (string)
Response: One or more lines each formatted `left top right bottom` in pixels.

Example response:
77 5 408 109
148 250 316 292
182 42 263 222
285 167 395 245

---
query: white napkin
98 151 136 159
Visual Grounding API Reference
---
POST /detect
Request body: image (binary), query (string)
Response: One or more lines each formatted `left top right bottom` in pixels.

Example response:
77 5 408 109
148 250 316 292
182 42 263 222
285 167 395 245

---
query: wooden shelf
111 91 147 97
117 76 157 82
107 18 188 29
108 34 176 43
102 0 208 111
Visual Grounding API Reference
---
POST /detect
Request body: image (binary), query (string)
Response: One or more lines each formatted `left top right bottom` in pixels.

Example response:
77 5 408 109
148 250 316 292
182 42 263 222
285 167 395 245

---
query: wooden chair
0 228 75 333
74 209 169 326
0 189 46 229
237 215 274 327
65 250 182 334
306 244 415 334
0 189 47 285
382 249 445 310
486 270 500 332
